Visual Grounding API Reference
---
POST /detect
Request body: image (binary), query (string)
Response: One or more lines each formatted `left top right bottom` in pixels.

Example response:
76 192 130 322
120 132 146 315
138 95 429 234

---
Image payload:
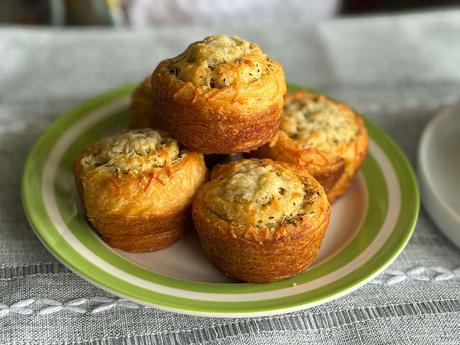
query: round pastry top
203 159 323 230
165 34 280 89
280 91 360 151
80 129 180 174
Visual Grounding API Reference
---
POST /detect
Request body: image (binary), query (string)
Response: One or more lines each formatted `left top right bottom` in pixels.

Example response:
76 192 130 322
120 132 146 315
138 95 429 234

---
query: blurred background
1 0 459 27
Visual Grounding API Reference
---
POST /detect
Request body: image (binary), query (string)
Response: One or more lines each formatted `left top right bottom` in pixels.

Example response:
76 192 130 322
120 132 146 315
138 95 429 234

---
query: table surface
1 10 460 345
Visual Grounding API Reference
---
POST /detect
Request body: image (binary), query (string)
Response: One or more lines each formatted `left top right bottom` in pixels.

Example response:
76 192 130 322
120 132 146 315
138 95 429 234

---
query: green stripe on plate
22 84 419 315
55 107 387 294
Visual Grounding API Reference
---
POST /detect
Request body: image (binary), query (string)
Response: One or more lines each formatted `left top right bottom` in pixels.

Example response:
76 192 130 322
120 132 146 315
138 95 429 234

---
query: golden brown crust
73 129 207 252
252 90 368 203
130 75 170 131
151 35 286 154
192 159 331 283
104 227 184 252
159 99 282 153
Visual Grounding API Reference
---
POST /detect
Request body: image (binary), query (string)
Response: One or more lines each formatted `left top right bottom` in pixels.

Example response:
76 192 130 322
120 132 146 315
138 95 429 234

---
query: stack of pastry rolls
74 34 368 283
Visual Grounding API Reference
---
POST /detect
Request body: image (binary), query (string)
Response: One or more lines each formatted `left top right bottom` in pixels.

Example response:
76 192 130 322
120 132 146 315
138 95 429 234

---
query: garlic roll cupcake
130 75 169 131
73 129 207 252
151 34 286 154
192 159 330 283
253 90 368 202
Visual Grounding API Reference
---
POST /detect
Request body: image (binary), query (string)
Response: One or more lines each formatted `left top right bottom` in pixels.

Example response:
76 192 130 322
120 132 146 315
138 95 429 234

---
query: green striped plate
22 84 419 317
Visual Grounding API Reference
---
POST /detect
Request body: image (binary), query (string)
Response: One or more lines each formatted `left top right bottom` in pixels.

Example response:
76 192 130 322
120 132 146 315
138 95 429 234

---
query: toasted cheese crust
166 35 276 90
73 129 207 253
204 160 304 229
81 129 180 174
281 94 359 151
202 159 324 231
151 34 286 154
192 158 331 282
252 90 368 202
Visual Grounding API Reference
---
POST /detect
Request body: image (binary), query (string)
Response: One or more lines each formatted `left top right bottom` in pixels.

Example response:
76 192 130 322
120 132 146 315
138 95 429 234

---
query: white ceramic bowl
418 103 460 248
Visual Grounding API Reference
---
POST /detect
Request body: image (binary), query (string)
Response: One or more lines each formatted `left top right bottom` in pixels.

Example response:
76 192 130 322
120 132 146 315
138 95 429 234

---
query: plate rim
418 102 460 248
22 84 419 317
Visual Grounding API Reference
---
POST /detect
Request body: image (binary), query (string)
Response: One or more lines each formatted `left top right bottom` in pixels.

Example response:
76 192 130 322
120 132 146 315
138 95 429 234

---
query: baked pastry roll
192 159 330 283
130 75 169 131
252 90 368 203
151 34 287 154
73 129 207 252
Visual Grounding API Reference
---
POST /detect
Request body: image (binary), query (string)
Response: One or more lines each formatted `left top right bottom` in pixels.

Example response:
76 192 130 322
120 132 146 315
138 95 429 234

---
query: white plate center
115 175 367 283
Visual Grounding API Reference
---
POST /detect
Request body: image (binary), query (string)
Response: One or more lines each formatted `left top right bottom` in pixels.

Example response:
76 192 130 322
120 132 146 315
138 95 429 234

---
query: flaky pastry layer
151 35 286 153
192 159 330 283
252 90 368 202
73 129 207 252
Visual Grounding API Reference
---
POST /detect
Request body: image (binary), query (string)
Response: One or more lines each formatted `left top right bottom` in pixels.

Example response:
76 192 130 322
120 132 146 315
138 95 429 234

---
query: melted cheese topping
204 160 305 229
81 129 180 174
280 94 359 150
166 35 274 89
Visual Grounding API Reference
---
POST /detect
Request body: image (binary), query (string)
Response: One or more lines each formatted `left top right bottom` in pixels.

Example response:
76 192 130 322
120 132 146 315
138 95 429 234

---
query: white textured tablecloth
1 10 460 345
